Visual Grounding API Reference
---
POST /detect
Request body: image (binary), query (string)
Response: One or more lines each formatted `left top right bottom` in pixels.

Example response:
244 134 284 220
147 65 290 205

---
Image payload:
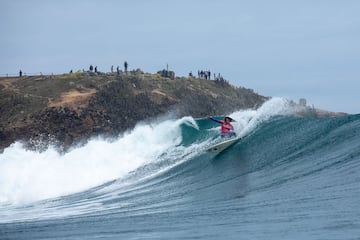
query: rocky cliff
0 71 267 151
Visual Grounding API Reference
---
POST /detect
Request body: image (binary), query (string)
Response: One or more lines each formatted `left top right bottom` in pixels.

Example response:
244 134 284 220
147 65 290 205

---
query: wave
1 97 359 229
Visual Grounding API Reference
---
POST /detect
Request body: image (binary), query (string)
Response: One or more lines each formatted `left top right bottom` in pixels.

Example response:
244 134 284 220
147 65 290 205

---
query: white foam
229 97 295 136
0 117 197 205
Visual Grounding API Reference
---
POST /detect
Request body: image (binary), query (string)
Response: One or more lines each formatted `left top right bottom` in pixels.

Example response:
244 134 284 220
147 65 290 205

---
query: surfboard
207 137 241 154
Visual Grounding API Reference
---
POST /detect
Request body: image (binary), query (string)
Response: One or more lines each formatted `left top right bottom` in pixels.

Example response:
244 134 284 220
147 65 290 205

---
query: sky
1 0 359 114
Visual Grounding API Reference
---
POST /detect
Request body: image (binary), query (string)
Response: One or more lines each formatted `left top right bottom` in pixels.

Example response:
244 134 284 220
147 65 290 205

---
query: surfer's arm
208 116 222 124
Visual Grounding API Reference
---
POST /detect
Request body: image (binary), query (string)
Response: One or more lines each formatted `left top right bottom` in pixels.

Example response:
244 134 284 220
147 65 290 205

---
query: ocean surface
0 98 359 240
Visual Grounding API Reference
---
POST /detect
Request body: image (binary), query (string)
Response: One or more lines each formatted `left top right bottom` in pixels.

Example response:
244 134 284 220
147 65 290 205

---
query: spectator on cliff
111 65 114 73
116 66 120 75
89 65 93 72
124 61 128 72
95 66 98 73
19 69 22 77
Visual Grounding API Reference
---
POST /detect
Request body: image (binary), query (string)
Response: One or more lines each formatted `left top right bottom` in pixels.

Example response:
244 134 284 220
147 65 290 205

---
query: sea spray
0 117 196 205
229 97 296 136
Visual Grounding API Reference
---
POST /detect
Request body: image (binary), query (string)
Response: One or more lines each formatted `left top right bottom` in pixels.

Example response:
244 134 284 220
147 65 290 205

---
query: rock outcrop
1 72 267 151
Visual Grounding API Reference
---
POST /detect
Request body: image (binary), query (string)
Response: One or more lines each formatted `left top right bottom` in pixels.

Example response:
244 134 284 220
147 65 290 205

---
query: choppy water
1 98 359 239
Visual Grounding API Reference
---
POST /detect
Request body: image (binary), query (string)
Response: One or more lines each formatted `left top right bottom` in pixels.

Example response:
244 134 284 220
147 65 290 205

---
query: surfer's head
224 117 232 123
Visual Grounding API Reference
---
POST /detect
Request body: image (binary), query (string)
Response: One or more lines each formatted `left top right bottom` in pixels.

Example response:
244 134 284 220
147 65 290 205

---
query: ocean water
0 98 359 240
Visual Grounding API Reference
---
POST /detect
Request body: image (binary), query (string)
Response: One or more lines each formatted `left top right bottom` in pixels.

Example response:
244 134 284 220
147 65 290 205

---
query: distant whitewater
1 97 359 240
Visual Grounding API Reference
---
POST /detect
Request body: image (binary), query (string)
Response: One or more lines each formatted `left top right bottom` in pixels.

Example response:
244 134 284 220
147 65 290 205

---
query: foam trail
0 117 196 205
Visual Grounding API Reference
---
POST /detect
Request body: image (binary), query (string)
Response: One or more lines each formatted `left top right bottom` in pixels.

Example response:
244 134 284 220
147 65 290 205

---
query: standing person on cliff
124 61 128 72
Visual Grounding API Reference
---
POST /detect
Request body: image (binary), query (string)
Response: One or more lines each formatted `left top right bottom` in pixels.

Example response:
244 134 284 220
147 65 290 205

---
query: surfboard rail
207 137 241 154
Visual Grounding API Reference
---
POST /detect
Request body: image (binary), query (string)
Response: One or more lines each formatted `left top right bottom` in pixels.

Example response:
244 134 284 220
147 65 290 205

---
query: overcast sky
1 0 359 113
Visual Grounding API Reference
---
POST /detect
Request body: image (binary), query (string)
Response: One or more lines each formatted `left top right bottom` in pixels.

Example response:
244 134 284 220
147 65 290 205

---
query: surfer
208 116 236 138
